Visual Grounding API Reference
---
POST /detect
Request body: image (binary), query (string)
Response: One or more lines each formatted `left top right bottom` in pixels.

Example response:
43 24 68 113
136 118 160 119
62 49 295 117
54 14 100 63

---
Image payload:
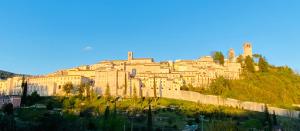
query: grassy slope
209 66 300 108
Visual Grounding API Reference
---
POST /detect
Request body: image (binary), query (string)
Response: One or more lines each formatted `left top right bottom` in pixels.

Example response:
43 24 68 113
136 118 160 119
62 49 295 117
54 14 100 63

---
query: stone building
0 43 253 97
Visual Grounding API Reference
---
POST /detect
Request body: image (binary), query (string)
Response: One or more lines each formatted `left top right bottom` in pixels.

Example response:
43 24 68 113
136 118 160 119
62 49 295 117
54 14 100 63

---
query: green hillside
188 55 300 109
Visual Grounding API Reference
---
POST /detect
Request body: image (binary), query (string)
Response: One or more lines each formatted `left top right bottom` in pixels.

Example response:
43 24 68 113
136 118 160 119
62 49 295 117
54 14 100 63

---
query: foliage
133 85 137 100
212 51 225 65
264 105 272 131
245 56 255 73
0 70 15 79
21 76 28 106
0 115 16 131
147 104 153 131
196 65 300 108
209 76 230 95
63 82 74 96
78 83 86 98
26 91 41 106
153 77 157 98
105 83 110 98
2 103 14 115
259 56 269 72
272 111 278 126
46 101 54 110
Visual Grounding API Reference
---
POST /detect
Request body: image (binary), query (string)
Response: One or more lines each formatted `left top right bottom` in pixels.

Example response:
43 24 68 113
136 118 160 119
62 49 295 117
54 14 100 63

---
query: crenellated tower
243 42 253 58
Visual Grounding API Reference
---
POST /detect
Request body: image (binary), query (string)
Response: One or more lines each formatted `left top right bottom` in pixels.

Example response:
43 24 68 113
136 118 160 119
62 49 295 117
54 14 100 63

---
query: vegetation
63 82 74 96
0 70 29 80
186 55 300 108
212 51 225 65
0 70 15 79
21 76 28 106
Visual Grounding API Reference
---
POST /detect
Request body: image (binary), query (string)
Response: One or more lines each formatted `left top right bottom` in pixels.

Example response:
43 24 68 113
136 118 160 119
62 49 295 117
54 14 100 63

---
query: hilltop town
0 43 253 97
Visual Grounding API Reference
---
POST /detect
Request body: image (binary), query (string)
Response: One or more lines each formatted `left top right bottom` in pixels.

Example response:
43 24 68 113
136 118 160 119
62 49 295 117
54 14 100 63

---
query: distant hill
0 70 16 79
0 70 29 80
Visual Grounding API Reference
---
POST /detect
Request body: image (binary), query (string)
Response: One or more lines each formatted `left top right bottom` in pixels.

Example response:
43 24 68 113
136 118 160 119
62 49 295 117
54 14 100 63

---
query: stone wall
158 90 300 118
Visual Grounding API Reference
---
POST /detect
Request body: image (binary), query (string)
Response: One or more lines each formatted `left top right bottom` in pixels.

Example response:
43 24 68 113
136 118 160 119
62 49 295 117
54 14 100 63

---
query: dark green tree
20 76 28 106
212 51 225 65
272 111 278 126
264 104 272 131
104 106 110 121
46 101 54 110
245 56 255 73
259 56 269 72
63 82 74 96
27 91 41 106
2 103 14 116
147 105 153 131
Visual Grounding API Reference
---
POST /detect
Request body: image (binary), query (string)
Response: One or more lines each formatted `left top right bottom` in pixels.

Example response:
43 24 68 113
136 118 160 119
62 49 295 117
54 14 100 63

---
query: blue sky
0 0 300 75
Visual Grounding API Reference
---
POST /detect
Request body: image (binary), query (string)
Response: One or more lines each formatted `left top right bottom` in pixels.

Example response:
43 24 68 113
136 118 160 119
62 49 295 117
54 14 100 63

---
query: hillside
0 70 16 79
202 66 300 109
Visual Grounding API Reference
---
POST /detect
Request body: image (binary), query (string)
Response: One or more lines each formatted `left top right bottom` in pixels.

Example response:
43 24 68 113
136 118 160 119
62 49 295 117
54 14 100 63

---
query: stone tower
228 48 235 62
243 42 252 58
128 51 133 61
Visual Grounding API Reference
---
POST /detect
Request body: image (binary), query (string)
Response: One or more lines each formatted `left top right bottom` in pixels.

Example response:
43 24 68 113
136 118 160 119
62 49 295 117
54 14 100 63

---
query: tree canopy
212 51 225 65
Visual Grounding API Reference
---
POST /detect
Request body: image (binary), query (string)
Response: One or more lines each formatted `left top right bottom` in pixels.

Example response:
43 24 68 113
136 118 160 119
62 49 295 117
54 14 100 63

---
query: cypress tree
245 56 255 73
259 57 269 72
153 76 157 98
147 105 153 131
272 111 278 126
104 106 110 121
105 83 110 98
264 104 272 131
21 76 28 106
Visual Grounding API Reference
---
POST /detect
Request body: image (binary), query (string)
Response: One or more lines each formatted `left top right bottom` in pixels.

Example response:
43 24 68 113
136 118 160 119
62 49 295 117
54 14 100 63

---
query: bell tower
128 51 133 61
243 42 252 58
228 48 235 62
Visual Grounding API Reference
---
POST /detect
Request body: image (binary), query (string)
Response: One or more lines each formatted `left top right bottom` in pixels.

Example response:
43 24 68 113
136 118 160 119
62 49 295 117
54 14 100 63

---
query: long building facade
0 43 252 97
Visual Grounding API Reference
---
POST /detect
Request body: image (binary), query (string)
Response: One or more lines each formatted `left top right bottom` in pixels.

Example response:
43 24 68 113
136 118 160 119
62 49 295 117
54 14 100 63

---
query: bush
2 103 14 115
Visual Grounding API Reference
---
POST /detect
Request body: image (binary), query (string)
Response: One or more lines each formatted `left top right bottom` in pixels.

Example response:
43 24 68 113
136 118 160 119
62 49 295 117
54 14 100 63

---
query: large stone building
0 43 253 97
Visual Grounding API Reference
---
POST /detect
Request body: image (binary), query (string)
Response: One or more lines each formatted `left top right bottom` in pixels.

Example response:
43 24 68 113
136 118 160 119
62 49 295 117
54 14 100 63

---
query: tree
78 83 86 98
27 91 41 106
245 56 255 73
209 76 230 96
123 73 128 96
259 56 269 72
105 83 110 98
133 85 137 100
212 51 225 65
2 103 14 116
85 82 91 100
104 106 110 121
236 55 244 64
147 105 153 131
63 82 74 96
153 76 157 98
272 111 278 126
21 76 28 106
46 101 54 110
264 104 272 131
